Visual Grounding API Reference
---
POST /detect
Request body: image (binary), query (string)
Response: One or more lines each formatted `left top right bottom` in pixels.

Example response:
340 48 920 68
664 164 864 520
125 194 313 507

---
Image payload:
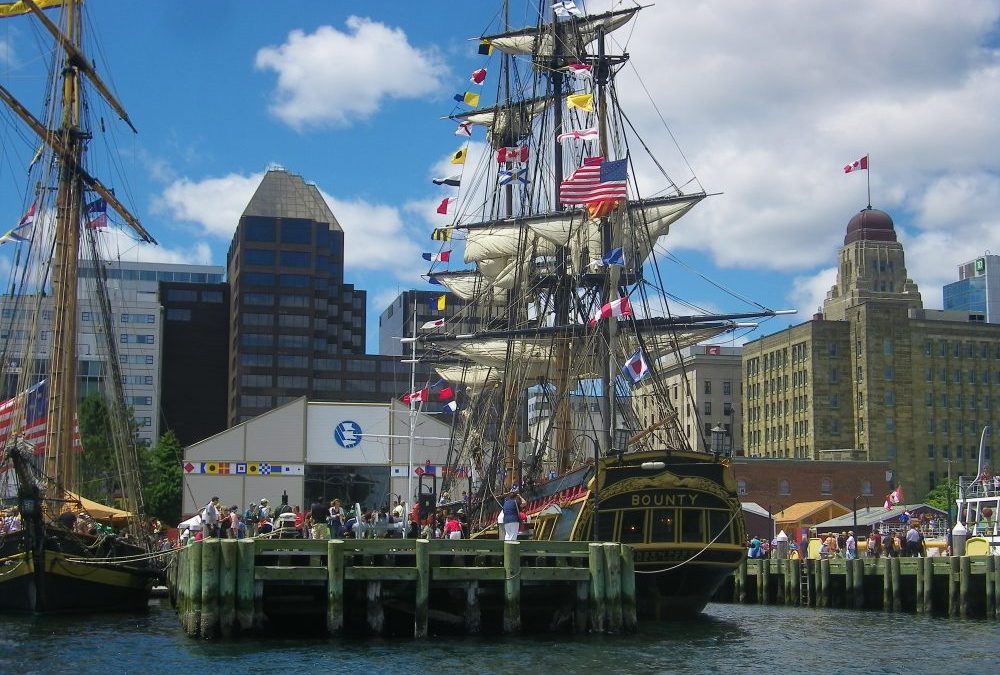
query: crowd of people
746 522 934 561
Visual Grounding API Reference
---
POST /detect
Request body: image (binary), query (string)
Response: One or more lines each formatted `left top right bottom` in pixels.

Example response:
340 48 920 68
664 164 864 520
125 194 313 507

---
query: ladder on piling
799 559 810 606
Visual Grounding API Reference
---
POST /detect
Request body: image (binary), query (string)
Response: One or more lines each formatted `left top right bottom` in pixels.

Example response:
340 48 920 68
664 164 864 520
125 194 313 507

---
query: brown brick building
731 458 892 513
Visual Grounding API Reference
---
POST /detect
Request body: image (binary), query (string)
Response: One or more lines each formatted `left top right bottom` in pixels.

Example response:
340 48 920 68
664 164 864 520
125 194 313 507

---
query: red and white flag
455 121 473 137
564 63 592 79
843 155 868 173
420 318 445 330
621 349 649 384
436 197 452 215
557 128 599 143
884 485 903 510
403 388 428 406
588 297 632 328
496 146 529 164
470 68 487 85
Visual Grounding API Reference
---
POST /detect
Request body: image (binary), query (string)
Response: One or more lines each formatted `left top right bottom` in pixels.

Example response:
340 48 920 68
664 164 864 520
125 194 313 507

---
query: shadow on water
0 600 998 675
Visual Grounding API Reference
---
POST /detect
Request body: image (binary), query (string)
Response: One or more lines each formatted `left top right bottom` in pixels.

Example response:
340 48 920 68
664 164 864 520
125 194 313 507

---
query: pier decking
722 556 998 619
169 538 638 638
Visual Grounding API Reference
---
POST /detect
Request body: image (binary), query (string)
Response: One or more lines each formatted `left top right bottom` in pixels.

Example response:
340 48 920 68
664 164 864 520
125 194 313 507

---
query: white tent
178 513 203 531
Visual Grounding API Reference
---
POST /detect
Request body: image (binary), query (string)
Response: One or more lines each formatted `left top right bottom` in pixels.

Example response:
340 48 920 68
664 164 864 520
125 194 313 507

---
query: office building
743 207 1000 498
943 254 1000 323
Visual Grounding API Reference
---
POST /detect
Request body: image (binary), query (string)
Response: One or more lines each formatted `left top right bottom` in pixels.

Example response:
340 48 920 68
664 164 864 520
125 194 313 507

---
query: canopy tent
61 490 133 526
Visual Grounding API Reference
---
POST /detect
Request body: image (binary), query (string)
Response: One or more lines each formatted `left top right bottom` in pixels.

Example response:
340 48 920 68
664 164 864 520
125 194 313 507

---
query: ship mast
43 0 85 494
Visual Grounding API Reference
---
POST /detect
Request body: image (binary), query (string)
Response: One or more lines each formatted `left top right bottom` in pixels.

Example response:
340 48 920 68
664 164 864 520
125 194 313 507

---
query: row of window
702 380 733 395
922 340 1000 360
924 392 998 409
81 268 223 284
120 333 154 344
927 444 993 459
924 368 1000 385
925 418 996 434
165 288 224 303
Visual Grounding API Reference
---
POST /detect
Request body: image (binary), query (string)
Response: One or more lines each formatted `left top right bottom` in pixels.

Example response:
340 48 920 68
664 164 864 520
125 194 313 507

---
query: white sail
487 8 639 58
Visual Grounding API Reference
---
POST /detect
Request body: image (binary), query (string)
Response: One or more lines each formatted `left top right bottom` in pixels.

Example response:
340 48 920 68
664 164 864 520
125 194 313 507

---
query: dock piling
414 538 429 638
503 540 521 634
620 544 637 632
327 539 344 635
219 540 237 637
603 543 623 633
188 541 202 637
588 543 606 632
960 555 971 619
236 539 255 632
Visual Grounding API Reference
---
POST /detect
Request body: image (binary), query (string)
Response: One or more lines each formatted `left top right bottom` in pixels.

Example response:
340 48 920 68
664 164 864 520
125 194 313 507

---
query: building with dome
742 206 1000 499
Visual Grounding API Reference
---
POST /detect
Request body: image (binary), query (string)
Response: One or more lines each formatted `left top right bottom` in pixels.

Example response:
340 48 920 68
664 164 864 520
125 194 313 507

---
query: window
927 444 935 458
240 333 273 347
704 401 712 415
240 354 273 367
680 510 705 543
277 355 309 368
884 366 894 381
278 334 309 349
280 251 312 268
243 272 275 286
242 313 274 326
704 380 712 395
278 314 310 328
820 478 832 495
120 333 154 344
277 375 309 388
885 391 895 407
166 308 191 321
130 396 152 406
279 295 310 308
723 381 732 396
886 417 895 433
244 217 276 242
202 290 223 303
244 293 273 306
278 274 310 288
281 219 312 244
166 289 197 302
779 479 790 496
244 249 275 266
861 480 872 496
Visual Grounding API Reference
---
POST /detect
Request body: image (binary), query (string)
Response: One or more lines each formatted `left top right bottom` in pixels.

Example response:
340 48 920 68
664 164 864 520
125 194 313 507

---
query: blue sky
2 1 1000 353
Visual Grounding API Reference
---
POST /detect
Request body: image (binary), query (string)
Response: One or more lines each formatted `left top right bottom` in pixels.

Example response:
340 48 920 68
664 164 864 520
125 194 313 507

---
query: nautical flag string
454 121 473 137
421 318 445 330
553 1 584 17
564 63 592 79
436 198 452 215
0 201 36 245
470 68 487 85
451 147 468 165
566 93 594 112
621 349 650 384
478 40 493 56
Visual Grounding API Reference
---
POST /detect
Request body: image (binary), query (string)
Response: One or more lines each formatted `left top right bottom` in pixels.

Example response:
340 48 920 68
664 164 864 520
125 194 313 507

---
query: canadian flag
588 297 632 328
496 146 529 164
403 388 427 406
843 155 868 173
884 485 903 510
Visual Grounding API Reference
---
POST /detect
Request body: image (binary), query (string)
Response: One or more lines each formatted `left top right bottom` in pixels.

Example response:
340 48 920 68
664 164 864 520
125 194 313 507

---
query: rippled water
1 600 997 675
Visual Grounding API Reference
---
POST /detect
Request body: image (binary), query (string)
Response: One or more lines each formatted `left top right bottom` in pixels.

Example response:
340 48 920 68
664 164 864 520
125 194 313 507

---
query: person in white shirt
202 496 221 538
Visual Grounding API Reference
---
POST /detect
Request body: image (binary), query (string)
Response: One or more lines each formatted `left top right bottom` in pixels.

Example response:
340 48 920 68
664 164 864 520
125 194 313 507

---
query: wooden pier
168 538 638 639
722 555 998 619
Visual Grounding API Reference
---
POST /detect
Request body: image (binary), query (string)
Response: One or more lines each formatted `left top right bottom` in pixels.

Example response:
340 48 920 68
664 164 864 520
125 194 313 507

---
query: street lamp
766 503 782 540
852 495 870 533
710 425 727 457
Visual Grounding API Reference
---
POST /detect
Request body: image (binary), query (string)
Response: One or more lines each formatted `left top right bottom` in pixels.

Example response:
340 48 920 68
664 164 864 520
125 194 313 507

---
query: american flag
559 157 628 206
0 380 80 455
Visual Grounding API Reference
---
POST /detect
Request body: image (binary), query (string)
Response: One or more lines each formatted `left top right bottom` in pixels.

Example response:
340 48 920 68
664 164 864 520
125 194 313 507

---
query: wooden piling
219 540 237 637
327 539 344 635
620 544 637 632
366 581 384 634
465 581 481 633
986 555 996 620
890 556 902 613
201 538 220 639
188 542 202 637
820 558 831 608
414 539 429 638
588 542 606 632
922 555 934 615
575 579 589 633
959 555 971 620
761 558 770 604
503 540 521 634
882 557 892 611
737 558 747 603
852 559 864 610
949 555 960 618
844 557 853 609
775 559 785 605
236 539 255 632
914 556 925 615
791 558 802 606
603 543 623 633
993 554 1000 620
176 548 188 633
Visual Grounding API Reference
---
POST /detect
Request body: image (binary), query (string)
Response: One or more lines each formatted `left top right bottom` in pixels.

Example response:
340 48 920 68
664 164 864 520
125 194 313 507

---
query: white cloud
153 173 263 239
789 267 838 318
255 16 448 130
93 228 213 266
585 0 1000 301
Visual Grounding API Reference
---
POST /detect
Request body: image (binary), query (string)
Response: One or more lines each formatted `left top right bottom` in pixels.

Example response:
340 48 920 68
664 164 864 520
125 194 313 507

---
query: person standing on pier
905 523 922 557
502 489 525 541
202 496 221 538
309 497 330 540
845 531 857 560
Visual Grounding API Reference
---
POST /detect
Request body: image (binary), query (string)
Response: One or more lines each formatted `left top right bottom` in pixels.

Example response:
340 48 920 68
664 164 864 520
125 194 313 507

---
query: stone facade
742 207 1000 500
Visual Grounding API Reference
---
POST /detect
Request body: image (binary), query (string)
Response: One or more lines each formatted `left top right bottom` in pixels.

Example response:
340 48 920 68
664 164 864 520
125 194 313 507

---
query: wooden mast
42 0 83 494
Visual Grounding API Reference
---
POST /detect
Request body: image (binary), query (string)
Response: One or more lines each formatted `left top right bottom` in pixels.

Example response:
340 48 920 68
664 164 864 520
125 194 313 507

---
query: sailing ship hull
506 449 745 618
0 529 153 613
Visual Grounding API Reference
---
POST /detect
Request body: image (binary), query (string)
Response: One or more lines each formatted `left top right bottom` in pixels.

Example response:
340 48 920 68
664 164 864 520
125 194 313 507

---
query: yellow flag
436 294 446 311
567 93 594 112
0 0 63 19
450 147 467 165
463 92 480 107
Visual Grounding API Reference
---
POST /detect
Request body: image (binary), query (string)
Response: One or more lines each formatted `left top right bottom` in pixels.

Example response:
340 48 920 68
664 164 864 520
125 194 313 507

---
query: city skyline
1 1 999 354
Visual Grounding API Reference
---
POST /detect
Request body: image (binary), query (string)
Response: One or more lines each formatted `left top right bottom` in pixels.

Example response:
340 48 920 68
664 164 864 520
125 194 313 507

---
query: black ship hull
0 529 153 613
483 449 746 618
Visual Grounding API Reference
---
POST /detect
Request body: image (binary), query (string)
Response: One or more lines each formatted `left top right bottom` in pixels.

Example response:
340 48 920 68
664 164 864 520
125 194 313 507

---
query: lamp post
852 495 870 534
766 503 781 540
575 435 601 540
710 425 727 457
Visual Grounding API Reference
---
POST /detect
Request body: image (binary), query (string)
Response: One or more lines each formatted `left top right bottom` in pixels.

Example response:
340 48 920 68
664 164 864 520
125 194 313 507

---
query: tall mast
43 0 83 494
596 27 618 459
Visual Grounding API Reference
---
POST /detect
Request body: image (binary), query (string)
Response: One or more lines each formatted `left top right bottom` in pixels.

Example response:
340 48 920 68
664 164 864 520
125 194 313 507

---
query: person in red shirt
443 512 463 539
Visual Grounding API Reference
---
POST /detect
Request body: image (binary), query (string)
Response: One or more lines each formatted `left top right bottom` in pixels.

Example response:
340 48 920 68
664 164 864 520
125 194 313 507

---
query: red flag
588 297 632 328
436 386 455 403
436 198 452 215
470 68 487 85
496 146 529 164
403 388 428 406
843 155 868 173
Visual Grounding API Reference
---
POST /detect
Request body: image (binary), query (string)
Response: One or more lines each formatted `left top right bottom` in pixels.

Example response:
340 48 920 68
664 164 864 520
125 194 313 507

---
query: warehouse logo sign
334 420 363 449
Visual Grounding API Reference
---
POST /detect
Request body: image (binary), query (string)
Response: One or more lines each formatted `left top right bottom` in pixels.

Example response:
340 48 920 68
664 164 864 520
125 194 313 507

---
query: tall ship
0 0 157 611
410 1 790 617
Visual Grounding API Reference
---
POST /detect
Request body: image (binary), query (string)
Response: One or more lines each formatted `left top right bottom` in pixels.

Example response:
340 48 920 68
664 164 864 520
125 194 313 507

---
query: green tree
923 478 959 516
78 393 116 504
144 430 183 524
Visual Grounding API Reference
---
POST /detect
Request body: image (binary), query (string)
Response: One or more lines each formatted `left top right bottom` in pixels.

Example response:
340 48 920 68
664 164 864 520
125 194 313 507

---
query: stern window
650 509 677 543
680 509 706 543
619 509 647 544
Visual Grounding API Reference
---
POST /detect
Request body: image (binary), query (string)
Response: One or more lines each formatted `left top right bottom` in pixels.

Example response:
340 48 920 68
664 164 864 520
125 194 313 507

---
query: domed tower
823 207 922 320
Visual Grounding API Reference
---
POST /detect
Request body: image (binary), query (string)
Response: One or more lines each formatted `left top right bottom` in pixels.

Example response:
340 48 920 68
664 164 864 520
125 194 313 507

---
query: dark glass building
226 169 428 426
159 281 230 446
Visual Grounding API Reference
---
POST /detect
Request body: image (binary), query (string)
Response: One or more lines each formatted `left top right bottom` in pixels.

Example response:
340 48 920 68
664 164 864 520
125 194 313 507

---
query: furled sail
451 99 548 147
484 8 640 60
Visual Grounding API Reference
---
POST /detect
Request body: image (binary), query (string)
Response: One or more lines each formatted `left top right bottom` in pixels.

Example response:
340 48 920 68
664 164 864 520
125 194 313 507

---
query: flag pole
405 294 418 538
866 154 871 209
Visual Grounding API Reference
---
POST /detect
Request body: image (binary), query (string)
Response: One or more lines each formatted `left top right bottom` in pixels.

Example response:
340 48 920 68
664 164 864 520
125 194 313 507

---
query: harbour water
1 600 998 675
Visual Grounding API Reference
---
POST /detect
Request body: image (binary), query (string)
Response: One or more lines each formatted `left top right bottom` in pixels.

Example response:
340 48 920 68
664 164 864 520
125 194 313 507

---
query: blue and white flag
499 167 529 186
621 349 650 384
